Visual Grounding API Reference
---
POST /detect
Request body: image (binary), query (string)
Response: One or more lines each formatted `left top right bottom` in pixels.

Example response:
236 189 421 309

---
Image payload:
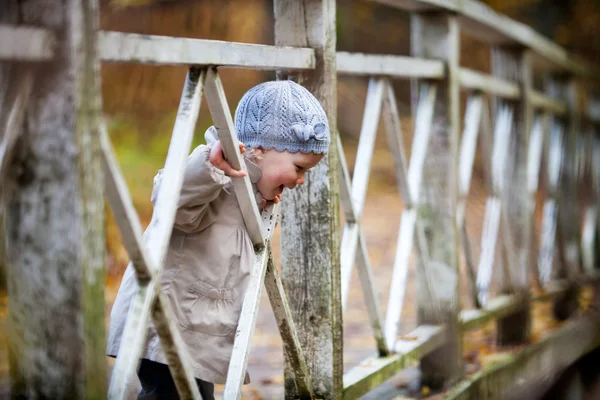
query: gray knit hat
234 80 330 154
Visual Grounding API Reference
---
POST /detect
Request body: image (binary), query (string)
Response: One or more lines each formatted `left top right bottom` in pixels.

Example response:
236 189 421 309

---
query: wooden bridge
1 0 600 399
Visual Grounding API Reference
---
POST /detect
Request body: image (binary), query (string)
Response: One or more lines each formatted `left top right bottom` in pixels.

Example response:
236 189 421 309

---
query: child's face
257 150 324 200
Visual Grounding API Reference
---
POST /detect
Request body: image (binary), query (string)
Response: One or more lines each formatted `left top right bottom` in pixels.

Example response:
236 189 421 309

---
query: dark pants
137 359 215 400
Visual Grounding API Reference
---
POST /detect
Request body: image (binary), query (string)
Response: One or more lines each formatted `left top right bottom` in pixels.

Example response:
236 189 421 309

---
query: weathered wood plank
538 118 564 287
581 136 600 272
492 48 533 346
99 31 315 70
457 94 483 307
531 280 570 302
356 229 389 356
411 11 462 388
274 1 342 398
384 84 436 350
530 90 568 117
558 79 584 281
336 52 444 78
445 308 600 400
459 295 522 332
352 78 384 218
381 79 411 205
369 0 596 77
5 2 104 397
0 24 55 61
459 68 520 99
102 124 201 400
336 135 388 355
204 67 265 246
223 205 279 399
264 247 314 399
339 78 383 309
343 325 446 400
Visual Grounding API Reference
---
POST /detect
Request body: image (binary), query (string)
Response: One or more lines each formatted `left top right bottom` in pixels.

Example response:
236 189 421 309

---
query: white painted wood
108 68 205 400
337 135 388 354
457 94 483 307
537 115 566 287
491 106 514 193
547 121 565 194
0 69 34 186
407 83 437 203
368 0 596 77
475 104 515 305
527 115 544 194
384 209 417 350
530 90 568 117
336 52 445 78
352 78 384 218
539 199 559 286
263 249 314 398
338 135 356 224
381 79 411 204
381 80 431 264
340 222 359 308
343 325 446 400
204 67 265 246
459 68 520 99
0 24 55 61
457 94 483 221
383 82 437 351
223 204 279 399
581 207 597 273
99 31 315 70
356 229 389 355
476 197 502 305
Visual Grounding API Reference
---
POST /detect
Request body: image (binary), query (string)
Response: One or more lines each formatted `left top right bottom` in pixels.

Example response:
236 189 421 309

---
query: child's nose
296 176 305 186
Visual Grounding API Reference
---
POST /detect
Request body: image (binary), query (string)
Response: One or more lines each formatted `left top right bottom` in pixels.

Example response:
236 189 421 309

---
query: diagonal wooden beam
264 245 314 399
337 134 388 355
204 67 265 246
384 83 437 350
106 67 205 400
538 120 565 286
476 106 514 305
457 93 483 308
202 69 311 399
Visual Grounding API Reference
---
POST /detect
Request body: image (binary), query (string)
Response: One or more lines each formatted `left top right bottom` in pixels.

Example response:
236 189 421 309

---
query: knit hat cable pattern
234 80 330 154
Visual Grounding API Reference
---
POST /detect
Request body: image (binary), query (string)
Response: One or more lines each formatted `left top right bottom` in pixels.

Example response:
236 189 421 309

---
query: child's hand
209 140 247 178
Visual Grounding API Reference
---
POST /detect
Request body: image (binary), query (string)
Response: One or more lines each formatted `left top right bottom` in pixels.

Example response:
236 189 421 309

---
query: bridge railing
1 0 599 399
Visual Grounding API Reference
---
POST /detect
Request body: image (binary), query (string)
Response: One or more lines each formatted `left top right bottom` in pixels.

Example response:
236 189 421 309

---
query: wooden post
410 12 463 389
274 1 341 399
5 1 105 398
492 47 533 345
546 76 580 320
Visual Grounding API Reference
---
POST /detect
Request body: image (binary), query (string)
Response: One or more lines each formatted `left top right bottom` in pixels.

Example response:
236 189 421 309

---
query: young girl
107 80 330 399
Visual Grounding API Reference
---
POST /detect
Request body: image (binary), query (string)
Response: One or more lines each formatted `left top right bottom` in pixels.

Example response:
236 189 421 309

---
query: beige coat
107 128 263 384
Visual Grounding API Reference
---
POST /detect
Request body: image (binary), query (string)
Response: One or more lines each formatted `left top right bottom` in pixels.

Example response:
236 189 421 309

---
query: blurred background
3 0 600 398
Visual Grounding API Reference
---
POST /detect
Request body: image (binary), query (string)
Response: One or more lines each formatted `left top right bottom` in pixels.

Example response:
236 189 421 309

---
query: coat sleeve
151 144 230 232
